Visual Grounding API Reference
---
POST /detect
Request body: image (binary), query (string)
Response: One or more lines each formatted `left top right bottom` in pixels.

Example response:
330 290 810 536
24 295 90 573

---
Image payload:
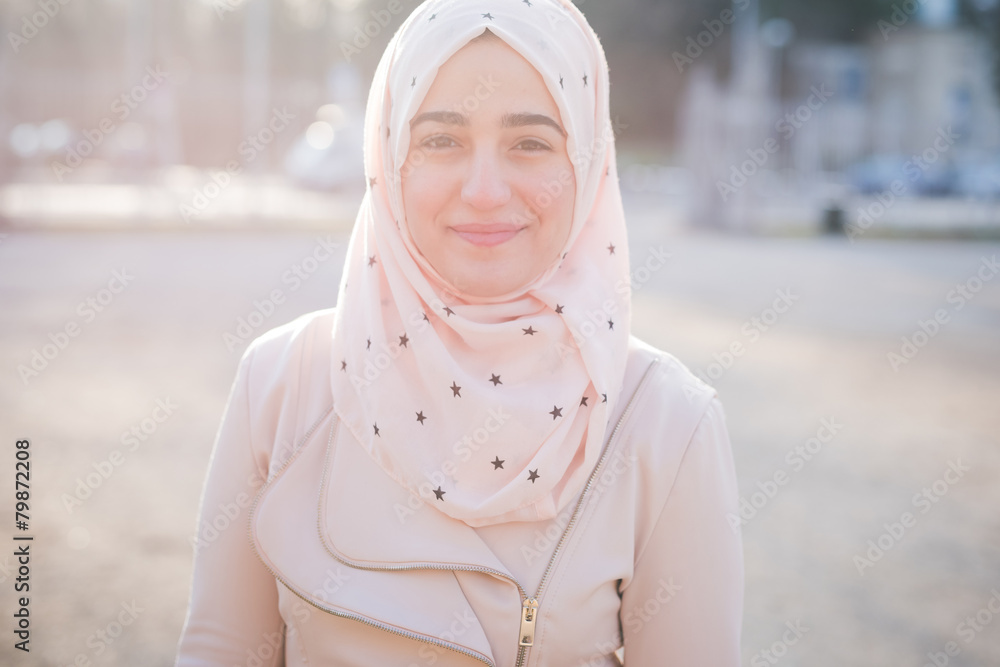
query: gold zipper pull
519 597 539 647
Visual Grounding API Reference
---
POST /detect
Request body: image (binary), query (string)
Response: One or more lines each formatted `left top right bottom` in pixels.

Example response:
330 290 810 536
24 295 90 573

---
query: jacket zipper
249 358 659 667
513 357 659 667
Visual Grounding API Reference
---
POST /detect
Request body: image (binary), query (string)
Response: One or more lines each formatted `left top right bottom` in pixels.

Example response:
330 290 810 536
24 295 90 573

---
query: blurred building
679 9 1000 234
867 27 999 157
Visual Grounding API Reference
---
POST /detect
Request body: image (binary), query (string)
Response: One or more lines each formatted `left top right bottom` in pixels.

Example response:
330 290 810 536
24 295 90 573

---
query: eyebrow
409 110 566 136
410 110 467 128
503 112 566 137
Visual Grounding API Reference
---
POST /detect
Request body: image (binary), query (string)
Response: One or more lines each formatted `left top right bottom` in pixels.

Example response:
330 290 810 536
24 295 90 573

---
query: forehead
414 38 560 116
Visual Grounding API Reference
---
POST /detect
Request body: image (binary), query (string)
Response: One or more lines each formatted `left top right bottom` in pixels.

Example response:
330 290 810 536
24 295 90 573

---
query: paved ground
1 208 998 665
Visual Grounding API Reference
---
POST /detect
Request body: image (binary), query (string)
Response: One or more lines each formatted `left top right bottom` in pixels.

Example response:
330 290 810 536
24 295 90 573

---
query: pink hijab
329 0 631 527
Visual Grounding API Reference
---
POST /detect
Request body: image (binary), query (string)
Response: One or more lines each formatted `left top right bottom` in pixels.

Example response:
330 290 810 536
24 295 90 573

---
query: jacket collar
318 414 519 576
251 410 511 665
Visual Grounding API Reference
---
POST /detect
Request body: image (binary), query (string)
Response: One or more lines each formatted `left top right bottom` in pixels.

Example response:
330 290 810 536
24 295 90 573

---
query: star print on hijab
329 0 632 527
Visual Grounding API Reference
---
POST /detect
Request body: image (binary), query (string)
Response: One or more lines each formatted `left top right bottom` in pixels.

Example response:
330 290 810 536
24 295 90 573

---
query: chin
447 266 522 298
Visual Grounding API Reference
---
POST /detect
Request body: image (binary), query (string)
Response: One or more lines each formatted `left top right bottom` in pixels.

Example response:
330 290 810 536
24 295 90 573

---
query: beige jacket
175 308 743 667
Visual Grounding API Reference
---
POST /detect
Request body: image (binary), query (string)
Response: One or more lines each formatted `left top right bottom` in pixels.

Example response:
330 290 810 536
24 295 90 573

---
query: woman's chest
257 415 639 667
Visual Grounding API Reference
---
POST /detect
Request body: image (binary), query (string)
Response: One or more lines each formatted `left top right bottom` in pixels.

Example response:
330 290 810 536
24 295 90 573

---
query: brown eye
420 135 458 149
516 139 552 152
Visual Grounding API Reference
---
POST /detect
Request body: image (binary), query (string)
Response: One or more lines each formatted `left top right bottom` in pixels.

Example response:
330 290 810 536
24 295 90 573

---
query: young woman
176 1 743 665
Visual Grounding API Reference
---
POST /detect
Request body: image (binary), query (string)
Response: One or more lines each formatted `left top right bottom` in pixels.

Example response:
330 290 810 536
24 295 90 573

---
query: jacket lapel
319 415 518 575
251 410 515 666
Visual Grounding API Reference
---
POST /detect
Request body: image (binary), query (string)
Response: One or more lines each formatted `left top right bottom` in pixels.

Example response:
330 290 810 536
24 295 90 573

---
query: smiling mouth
451 224 523 248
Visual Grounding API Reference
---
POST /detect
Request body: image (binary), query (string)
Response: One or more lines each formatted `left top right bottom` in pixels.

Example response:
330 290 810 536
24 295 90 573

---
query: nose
461 148 511 210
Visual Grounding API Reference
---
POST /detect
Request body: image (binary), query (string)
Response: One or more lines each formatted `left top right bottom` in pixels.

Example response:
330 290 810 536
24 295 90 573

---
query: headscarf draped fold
330 0 632 527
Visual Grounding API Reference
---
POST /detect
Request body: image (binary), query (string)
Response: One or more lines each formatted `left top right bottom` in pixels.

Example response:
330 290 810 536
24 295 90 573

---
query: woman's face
401 35 576 299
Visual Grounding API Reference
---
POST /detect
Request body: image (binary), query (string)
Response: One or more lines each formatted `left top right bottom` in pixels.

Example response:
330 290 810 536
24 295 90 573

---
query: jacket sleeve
175 343 285 667
621 396 744 666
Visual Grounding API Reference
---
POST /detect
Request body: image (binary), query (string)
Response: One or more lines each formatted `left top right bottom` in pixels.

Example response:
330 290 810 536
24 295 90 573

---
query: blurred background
1 0 999 665
2 0 1000 231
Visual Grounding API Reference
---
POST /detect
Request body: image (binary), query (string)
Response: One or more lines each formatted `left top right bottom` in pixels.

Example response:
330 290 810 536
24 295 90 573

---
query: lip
451 223 523 247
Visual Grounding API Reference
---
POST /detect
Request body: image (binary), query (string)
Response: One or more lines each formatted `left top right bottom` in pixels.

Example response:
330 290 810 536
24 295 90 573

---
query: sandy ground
1 213 998 665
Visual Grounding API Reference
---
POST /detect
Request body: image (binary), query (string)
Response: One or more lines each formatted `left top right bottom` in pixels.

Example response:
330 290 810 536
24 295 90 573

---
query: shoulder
619 335 730 505
241 307 337 388
236 308 338 462
624 334 721 438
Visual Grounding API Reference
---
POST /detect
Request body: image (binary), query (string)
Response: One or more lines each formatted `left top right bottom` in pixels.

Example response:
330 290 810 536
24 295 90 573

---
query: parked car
847 154 956 197
282 103 365 192
953 157 1000 199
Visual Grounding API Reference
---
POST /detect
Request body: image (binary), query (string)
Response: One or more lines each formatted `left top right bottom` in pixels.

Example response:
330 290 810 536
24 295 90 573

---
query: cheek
521 167 575 242
402 167 450 242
